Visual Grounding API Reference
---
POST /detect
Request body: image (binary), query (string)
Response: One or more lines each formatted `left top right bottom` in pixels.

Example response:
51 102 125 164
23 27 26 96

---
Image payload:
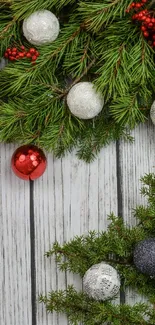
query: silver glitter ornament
23 10 60 46
67 82 104 119
133 238 155 276
150 101 155 125
83 262 120 301
0 58 7 70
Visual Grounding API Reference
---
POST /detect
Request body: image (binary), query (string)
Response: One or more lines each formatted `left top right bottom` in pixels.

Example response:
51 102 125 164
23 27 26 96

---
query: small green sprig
40 174 155 324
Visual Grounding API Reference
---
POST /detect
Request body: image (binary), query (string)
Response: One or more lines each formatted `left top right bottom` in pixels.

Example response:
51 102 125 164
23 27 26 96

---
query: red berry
12 51 17 57
145 18 151 23
142 0 147 3
148 23 153 28
31 55 37 61
29 48 36 54
130 2 135 7
141 15 146 21
141 25 146 31
9 56 15 61
12 47 17 52
6 48 11 52
153 41 155 46
152 35 155 40
35 51 39 57
26 52 32 58
143 31 149 37
16 55 19 59
18 52 25 58
151 18 155 24
132 14 138 20
135 3 142 8
20 45 25 50
138 13 143 18
4 53 8 58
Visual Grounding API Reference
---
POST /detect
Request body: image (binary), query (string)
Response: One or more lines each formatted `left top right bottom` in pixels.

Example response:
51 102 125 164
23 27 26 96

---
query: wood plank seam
116 140 126 305
30 180 37 325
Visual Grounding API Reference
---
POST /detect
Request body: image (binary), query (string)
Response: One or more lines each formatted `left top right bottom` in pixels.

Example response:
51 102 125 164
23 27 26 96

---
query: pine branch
40 174 155 323
0 0 154 160
59 58 96 99
0 17 16 39
39 286 155 325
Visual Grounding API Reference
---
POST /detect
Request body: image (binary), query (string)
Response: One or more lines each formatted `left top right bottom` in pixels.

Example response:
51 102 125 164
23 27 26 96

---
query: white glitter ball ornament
67 82 104 119
150 101 155 125
23 10 60 46
83 262 120 301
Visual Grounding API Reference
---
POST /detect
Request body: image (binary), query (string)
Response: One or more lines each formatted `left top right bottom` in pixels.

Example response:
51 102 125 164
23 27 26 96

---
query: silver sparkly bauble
150 101 155 125
83 262 120 301
0 58 7 70
23 10 60 46
133 238 155 276
67 82 104 119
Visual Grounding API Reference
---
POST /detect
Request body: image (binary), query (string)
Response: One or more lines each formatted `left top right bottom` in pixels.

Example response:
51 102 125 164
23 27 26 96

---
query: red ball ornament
11 145 47 180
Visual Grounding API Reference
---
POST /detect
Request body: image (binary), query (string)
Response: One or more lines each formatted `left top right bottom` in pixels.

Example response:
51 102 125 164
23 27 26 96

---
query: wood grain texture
34 143 118 325
0 144 32 325
118 120 155 305
1 120 154 325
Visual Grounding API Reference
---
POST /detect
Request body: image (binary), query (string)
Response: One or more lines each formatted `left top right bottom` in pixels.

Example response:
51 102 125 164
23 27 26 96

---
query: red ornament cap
11 145 47 180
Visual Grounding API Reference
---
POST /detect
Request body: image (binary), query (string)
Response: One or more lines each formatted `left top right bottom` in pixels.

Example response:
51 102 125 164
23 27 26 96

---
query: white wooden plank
52 157 68 325
0 143 32 325
98 143 118 231
119 120 155 305
34 154 58 325
34 143 118 325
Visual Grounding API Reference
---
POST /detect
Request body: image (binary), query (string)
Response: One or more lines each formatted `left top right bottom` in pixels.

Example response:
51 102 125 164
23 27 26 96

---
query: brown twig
114 44 124 76
49 24 85 60
55 249 132 265
0 0 12 3
0 17 16 40
81 38 90 63
59 58 96 99
37 82 64 94
148 0 155 9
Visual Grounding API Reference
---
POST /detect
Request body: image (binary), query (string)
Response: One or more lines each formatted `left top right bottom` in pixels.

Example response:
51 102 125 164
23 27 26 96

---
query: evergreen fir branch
42 174 155 323
78 0 131 32
148 0 155 9
0 18 16 40
60 58 96 98
45 213 146 277
11 0 57 20
39 286 155 325
0 0 154 160
77 117 133 162
11 0 78 19
109 93 147 128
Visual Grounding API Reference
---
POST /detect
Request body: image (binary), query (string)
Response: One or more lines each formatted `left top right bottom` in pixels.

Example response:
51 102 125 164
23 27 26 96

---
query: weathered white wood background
0 120 154 325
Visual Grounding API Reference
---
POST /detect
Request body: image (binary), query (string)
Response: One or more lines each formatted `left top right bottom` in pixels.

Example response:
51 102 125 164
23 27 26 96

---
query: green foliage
40 286 155 325
0 0 154 161
41 173 155 324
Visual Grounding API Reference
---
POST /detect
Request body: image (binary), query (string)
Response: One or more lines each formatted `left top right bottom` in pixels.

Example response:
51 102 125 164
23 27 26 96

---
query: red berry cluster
126 0 147 12
4 45 39 64
126 0 155 48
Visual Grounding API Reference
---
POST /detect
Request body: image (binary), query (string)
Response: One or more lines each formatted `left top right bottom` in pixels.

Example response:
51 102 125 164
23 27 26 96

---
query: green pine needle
0 0 154 161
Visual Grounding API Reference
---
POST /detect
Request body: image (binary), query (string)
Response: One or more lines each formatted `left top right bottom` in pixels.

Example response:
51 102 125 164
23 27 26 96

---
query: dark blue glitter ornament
133 238 155 276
